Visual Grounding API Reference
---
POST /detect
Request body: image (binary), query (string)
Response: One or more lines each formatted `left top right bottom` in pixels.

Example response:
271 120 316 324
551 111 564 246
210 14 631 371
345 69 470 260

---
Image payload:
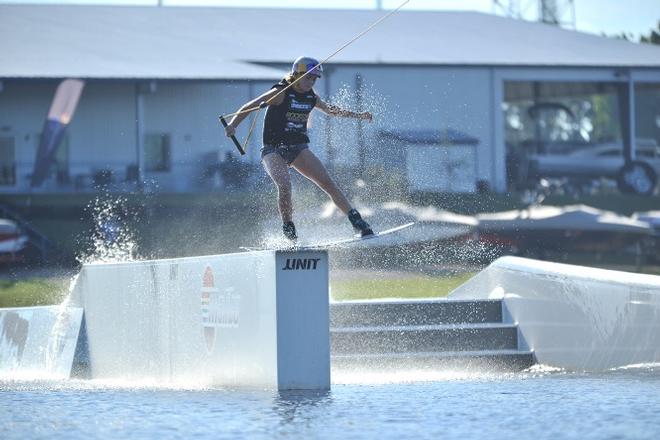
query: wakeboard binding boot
282 221 297 242
348 209 374 238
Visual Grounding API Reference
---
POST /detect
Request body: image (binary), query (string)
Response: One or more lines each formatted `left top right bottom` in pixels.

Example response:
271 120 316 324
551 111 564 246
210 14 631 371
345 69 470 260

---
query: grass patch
0 273 476 308
330 272 475 301
0 278 71 308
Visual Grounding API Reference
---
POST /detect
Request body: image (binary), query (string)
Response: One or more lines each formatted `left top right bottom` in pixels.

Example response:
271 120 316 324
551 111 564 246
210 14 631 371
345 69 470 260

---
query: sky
2 0 659 40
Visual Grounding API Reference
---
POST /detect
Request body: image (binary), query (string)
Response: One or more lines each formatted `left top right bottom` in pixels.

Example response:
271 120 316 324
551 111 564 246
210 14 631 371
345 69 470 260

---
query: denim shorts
261 143 309 165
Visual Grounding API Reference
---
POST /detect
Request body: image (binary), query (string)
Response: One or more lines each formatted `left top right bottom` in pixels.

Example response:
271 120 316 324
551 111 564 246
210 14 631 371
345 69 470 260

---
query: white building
1 4 659 194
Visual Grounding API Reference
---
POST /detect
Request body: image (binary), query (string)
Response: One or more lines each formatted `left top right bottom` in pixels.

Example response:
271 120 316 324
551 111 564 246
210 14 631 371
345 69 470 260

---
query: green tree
640 20 660 45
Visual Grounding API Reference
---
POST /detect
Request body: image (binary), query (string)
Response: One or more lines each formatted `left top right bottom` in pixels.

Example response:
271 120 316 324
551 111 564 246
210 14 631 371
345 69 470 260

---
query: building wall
141 80 257 192
71 83 138 180
308 65 494 190
0 79 258 193
0 68 498 193
3 66 657 194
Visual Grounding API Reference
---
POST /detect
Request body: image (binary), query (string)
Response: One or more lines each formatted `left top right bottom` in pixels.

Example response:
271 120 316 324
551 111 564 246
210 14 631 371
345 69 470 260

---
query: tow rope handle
219 115 246 156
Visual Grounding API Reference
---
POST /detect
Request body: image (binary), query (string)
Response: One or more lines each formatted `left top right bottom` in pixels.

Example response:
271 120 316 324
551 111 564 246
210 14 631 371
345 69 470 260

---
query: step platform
330 299 535 371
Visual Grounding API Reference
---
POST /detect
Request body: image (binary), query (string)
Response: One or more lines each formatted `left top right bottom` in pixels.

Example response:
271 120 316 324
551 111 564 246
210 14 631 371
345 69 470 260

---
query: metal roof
2 4 660 79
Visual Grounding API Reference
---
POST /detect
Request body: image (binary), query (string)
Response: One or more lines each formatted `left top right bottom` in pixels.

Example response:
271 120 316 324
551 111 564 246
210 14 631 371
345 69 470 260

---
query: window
144 134 171 172
504 81 621 151
0 137 15 186
504 81 623 189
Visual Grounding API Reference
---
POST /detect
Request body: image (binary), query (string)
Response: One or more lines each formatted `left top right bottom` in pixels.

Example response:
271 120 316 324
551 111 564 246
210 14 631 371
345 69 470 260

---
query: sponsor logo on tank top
290 98 313 111
286 122 304 131
286 111 309 122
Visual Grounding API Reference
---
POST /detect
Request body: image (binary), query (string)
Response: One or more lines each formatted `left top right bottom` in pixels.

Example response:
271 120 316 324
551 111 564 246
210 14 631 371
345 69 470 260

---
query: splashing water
44 286 75 377
325 81 392 167
328 81 391 122
1 275 82 381
323 81 410 204
78 196 139 264
4 195 141 381
2 195 141 382
255 79 498 279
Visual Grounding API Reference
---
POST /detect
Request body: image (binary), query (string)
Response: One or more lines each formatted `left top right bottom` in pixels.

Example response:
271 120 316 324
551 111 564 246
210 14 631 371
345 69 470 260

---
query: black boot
348 209 373 237
282 221 297 242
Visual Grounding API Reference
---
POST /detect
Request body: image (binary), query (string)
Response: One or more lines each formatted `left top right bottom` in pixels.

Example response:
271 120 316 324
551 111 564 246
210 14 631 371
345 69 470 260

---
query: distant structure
2 4 659 195
493 0 576 29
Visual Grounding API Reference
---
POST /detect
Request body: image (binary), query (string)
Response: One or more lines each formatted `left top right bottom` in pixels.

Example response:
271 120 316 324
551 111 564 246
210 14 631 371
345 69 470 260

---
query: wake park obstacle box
70 250 330 389
4 250 330 389
4 255 660 384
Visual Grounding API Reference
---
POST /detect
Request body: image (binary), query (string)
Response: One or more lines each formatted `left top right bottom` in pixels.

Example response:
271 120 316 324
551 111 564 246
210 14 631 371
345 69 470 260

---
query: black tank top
263 79 317 146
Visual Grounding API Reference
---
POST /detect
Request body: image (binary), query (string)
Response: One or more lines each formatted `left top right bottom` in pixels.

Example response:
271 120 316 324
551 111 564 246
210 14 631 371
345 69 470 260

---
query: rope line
219 0 410 153
222 0 410 120
243 110 260 152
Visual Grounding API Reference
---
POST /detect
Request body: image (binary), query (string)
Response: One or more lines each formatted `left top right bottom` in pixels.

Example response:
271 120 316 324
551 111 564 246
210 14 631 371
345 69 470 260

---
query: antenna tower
492 0 575 29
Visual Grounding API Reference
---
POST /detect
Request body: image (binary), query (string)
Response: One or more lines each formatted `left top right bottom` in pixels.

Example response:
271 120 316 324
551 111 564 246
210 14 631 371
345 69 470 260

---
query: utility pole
492 0 575 29
492 0 521 19
539 0 575 27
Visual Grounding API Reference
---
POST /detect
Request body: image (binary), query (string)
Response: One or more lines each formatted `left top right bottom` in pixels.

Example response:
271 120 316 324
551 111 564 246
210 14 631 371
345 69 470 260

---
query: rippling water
2 365 660 440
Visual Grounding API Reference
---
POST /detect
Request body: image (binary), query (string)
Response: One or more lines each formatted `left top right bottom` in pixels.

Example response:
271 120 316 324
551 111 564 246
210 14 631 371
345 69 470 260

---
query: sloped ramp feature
449 256 660 371
0 306 83 378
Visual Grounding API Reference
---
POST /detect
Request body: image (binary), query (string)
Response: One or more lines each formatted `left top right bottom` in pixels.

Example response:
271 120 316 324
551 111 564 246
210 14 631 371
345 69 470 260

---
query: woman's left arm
315 97 373 122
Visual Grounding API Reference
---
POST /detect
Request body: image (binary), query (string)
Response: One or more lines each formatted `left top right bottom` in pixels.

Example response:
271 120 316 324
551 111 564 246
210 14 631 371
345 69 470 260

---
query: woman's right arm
225 87 285 137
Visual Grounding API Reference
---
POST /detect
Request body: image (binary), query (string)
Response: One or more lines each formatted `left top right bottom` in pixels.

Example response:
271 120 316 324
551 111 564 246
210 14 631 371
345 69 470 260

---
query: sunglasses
297 62 322 78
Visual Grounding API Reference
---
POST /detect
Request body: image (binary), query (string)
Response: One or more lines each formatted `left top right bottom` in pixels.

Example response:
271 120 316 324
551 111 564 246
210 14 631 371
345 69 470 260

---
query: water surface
2 365 659 439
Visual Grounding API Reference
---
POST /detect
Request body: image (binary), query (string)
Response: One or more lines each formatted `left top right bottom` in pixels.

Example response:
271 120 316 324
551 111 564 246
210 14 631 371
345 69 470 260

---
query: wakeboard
240 222 415 252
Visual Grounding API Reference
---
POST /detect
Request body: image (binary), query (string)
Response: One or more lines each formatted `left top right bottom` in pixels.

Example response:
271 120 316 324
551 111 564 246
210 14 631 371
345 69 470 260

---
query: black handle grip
219 115 245 156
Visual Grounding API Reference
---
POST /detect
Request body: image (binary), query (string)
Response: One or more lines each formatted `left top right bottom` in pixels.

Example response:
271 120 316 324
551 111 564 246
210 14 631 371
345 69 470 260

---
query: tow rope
219 0 410 155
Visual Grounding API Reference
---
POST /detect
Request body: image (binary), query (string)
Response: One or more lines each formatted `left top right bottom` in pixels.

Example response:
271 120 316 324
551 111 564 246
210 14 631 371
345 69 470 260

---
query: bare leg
262 153 293 223
291 149 352 214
